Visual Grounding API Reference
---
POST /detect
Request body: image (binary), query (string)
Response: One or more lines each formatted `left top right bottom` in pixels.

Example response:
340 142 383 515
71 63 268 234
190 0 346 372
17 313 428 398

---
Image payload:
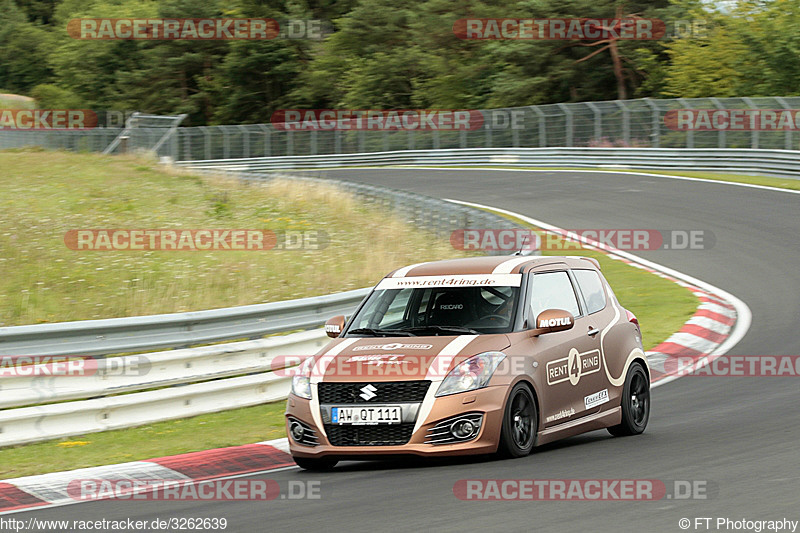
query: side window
574 269 607 315
529 271 580 320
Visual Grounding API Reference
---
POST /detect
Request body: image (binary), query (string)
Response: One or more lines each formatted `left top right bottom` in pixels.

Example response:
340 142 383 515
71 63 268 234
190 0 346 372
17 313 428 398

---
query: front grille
318 381 431 403
324 423 415 446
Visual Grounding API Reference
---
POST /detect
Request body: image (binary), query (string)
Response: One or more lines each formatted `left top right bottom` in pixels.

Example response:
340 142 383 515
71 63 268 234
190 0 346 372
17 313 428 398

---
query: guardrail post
433 129 440 150
311 130 318 155
556 103 573 146
335 129 342 153
287 131 294 156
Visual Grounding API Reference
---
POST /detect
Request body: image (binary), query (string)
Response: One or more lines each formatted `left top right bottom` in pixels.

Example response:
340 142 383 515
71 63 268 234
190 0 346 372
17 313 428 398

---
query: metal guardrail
0 330 327 409
178 147 800 178
0 330 327 446
0 288 369 357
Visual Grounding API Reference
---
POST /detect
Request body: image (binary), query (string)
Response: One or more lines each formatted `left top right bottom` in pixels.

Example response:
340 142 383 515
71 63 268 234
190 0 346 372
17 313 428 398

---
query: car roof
386 255 600 278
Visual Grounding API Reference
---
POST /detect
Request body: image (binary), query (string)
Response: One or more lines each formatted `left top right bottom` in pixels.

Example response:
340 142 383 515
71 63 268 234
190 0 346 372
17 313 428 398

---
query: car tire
293 457 338 471
608 361 650 437
498 383 538 457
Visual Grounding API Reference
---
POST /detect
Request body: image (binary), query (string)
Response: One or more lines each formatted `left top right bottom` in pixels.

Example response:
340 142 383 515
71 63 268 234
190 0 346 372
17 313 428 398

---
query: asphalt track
18 170 800 532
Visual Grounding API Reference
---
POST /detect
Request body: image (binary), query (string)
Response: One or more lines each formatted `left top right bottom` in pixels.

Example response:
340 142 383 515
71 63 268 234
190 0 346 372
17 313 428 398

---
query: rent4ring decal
546 348 601 386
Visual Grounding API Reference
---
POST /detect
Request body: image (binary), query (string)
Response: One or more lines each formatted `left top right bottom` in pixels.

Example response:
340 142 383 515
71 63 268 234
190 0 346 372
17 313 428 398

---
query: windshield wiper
396 325 481 335
347 328 416 337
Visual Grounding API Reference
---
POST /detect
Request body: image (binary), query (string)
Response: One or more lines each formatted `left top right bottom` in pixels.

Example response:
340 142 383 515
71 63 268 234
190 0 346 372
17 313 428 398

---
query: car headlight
291 357 314 400
435 351 506 397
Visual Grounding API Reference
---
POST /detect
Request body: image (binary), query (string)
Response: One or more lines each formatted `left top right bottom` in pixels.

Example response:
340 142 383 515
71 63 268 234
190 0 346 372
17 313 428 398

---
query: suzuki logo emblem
359 384 377 401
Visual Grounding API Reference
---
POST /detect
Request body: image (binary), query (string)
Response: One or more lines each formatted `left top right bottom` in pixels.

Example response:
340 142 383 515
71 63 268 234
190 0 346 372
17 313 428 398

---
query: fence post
615 100 630 145
257 124 271 157
586 101 601 144
556 103 573 146
776 97 793 150
239 125 250 158
530 106 546 147
677 98 694 148
710 97 726 148
200 126 211 159
742 97 759 149
643 98 659 148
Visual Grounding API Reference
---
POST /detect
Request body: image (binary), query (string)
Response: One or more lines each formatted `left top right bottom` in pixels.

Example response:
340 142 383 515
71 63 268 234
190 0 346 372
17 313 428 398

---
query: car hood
313 334 511 382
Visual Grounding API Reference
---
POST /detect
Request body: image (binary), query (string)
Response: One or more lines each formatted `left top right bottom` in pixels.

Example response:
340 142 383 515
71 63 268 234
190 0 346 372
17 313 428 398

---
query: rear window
574 269 607 315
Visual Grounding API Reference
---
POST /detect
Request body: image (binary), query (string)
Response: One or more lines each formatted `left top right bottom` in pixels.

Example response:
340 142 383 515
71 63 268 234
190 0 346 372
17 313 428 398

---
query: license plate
331 406 402 425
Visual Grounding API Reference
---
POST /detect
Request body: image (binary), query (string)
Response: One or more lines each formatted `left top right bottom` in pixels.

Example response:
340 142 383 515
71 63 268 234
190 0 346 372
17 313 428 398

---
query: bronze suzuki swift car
286 255 649 470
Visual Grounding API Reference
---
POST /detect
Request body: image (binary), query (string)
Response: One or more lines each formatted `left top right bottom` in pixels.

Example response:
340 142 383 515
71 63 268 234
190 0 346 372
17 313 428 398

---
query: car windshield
346 285 520 336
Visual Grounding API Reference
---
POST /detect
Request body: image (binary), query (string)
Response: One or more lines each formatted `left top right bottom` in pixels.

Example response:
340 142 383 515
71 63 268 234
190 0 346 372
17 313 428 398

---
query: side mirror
531 309 575 336
324 315 346 338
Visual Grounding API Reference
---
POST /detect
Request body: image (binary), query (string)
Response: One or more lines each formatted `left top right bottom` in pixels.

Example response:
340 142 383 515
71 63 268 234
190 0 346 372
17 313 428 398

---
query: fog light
450 419 475 439
290 421 305 442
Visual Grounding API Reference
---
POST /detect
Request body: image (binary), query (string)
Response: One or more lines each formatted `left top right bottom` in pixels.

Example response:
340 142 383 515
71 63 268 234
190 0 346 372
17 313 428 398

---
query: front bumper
286 385 508 459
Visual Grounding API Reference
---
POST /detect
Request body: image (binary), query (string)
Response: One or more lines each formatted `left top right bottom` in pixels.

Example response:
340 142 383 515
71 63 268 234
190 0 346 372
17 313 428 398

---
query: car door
526 270 604 428
571 268 620 415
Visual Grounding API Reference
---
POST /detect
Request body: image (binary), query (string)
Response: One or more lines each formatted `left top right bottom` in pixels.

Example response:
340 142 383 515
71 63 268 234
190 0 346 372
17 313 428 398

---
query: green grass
0 93 35 110
0 150 469 326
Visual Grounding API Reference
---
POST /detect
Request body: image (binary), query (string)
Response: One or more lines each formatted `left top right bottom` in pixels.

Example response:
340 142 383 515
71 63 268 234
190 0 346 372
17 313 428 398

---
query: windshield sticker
352 343 434 351
376 274 522 290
